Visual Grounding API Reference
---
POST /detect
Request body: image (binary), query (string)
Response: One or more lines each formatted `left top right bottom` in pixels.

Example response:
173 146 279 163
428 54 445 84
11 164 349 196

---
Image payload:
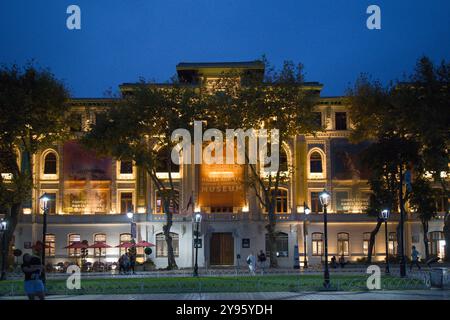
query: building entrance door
210 233 234 266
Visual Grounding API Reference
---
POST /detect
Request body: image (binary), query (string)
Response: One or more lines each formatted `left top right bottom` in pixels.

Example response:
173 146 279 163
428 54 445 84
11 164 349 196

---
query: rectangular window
337 233 350 256
94 234 107 257
363 232 375 256
68 234 81 257
45 234 55 257
335 112 347 130
311 192 323 214
436 195 448 213
312 233 323 256
313 112 322 127
265 233 289 257
120 161 133 175
388 232 397 256
120 192 133 214
156 233 179 257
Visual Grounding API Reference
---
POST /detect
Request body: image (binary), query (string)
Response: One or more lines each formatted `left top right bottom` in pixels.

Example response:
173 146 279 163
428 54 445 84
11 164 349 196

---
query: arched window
68 234 81 257
43 152 57 175
337 233 350 256
155 190 179 214
156 232 179 257
265 232 289 257
94 233 107 257
45 234 55 257
119 233 132 255
312 233 323 256
310 152 323 173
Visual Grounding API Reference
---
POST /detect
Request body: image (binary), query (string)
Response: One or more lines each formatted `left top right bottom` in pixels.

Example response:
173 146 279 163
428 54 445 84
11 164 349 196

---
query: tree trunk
422 221 430 260
266 203 278 268
163 201 178 270
0 203 20 280
367 219 382 264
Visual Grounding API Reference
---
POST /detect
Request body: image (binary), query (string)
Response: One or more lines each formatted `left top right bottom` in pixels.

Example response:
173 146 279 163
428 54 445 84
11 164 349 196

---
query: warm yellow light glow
23 208 32 215
297 205 303 214
137 207 146 214
194 206 201 213
242 205 249 212
208 171 234 178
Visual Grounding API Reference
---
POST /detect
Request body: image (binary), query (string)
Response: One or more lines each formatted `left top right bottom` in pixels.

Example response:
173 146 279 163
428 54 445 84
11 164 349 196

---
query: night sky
1 0 449 98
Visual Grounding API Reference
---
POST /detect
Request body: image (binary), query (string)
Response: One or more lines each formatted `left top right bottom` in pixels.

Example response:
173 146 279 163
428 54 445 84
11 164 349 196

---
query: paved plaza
1 290 450 300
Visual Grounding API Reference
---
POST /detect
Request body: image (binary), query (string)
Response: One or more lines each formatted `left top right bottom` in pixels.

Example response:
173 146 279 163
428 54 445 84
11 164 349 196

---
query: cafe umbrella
88 242 111 265
64 241 89 265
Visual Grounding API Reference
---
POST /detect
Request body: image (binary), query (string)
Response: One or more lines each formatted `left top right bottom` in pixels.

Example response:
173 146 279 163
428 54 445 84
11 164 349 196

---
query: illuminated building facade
12 62 448 268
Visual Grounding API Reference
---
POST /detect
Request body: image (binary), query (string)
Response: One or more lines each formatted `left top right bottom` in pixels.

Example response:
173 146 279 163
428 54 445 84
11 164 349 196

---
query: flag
186 194 193 211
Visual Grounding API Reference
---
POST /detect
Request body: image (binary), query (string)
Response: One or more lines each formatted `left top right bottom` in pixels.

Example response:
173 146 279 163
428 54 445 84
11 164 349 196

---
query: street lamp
380 209 390 275
127 208 135 241
319 189 331 288
303 202 311 269
193 212 202 277
0 218 8 280
39 193 50 283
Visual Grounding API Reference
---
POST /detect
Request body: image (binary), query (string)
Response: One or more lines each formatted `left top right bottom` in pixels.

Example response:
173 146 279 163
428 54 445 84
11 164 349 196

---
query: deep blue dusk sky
1 1 449 98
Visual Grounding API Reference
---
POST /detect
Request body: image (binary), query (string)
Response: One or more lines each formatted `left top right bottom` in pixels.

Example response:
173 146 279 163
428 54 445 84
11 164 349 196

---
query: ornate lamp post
380 209 390 275
303 202 311 269
39 193 50 283
0 218 8 280
193 212 202 277
319 189 331 288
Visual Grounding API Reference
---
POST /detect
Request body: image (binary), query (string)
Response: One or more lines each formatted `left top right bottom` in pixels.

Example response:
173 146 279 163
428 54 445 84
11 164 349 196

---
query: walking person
339 255 346 268
257 250 267 274
246 252 256 276
410 246 421 271
22 254 45 300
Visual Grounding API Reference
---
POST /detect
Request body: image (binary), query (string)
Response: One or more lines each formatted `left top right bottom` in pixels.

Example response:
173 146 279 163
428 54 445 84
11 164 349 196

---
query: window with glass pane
311 192 323 214
156 147 180 173
68 234 80 257
312 233 323 256
265 232 289 257
363 232 375 256
337 233 349 256
264 148 288 172
120 160 133 174
44 153 57 174
274 189 288 214
388 232 397 255
120 233 132 255
313 112 322 127
436 194 448 213
45 234 55 257
309 152 323 173
335 112 347 130
120 193 133 214
155 190 179 214
94 233 106 257
429 231 444 257
156 232 179 257
335 191 349 213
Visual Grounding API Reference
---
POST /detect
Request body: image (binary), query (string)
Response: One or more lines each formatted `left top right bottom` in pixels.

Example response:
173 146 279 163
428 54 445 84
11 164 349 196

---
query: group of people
330 255 348 269
118 251 137 275
246 250 267 275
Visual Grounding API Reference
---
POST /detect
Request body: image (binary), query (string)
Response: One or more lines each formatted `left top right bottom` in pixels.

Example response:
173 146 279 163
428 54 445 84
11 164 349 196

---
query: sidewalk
1 290 450 300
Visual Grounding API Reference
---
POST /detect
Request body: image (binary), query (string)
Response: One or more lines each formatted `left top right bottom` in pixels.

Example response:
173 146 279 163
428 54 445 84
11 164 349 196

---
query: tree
0 64 70 279
409 177 438 259
348 56 450 263
83 81 202 270
206 59 320 267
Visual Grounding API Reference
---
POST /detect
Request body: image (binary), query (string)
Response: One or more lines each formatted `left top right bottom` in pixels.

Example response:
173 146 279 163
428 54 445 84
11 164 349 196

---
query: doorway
210 233 234 266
